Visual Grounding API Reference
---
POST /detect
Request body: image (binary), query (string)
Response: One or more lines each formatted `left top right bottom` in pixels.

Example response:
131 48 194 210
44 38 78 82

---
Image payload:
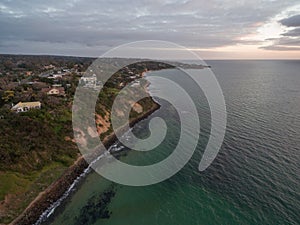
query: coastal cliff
11 100 160 225
0 56 171 225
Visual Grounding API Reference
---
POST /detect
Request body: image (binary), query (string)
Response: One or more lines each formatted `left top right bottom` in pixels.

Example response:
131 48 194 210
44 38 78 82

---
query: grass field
0 162 70 223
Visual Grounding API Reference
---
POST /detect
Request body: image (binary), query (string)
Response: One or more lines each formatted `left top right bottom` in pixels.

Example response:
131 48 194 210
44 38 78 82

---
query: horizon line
0 53 299 61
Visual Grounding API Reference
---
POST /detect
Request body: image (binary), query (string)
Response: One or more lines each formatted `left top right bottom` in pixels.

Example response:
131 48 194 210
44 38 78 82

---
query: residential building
11 101 41 113
42 87 65 96
80 74 101 88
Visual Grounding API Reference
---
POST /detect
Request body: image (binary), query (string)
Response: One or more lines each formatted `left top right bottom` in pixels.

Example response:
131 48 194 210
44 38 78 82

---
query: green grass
0 162 69 224
0 172 32 201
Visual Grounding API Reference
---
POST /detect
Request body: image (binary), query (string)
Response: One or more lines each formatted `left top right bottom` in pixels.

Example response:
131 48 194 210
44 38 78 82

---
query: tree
1 90 14 103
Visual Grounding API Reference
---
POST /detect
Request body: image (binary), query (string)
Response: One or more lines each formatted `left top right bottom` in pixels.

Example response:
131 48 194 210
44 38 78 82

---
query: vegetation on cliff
0 54 173 223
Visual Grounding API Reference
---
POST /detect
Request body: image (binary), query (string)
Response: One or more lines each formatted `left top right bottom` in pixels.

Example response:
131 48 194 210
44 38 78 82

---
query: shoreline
11 82 160 225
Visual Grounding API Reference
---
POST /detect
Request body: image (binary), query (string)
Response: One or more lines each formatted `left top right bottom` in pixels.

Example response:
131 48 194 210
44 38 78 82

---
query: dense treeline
0 108 77 173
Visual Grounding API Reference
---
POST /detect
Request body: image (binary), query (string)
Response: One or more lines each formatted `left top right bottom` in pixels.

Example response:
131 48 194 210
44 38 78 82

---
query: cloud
261 12 300 51
0 0 299 56
260 45 300 51
279 14 300 27
282 27 300 37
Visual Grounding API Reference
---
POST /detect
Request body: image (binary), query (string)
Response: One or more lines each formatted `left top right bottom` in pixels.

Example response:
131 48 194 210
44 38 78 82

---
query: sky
0 0 299 59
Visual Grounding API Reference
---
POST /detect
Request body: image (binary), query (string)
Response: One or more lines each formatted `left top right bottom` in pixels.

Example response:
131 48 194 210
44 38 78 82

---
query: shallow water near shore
42 60 300 225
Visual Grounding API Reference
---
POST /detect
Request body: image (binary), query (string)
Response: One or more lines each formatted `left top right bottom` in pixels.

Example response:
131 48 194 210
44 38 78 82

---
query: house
42 87 65 96
52 84 62 87
44 64 55 70
11 101 41 113
131 80 140 87
80 74 101 88
47 87 65 96
130 75 139 79
25 71 32 76
47 74 62 79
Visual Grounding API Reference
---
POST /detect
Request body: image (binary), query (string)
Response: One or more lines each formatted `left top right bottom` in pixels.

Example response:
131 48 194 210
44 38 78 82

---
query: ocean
40 60 300 225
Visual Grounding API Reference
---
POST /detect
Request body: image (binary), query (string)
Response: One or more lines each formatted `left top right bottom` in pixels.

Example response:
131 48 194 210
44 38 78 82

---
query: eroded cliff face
73 79 152 150
96 111 110 135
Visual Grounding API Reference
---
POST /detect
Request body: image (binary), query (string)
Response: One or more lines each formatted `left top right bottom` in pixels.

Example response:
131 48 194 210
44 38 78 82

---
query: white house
47 74 62 79
80 74 101 88
131 80 140 87
11 101 41 113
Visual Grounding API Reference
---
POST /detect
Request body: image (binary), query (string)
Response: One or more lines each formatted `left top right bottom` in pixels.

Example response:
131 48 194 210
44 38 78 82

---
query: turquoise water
42 60 300 225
